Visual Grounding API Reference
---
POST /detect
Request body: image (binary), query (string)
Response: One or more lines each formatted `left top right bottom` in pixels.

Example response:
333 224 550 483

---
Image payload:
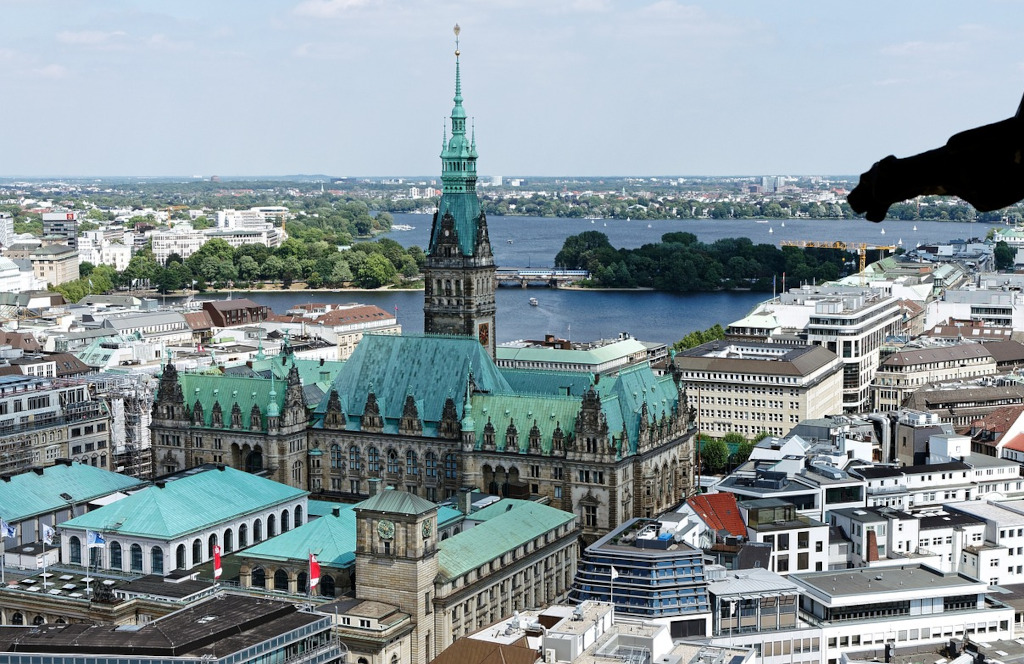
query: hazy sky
3 1 1023 178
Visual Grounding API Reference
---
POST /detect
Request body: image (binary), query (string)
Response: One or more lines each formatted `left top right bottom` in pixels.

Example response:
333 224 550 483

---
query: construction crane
780 240 898 275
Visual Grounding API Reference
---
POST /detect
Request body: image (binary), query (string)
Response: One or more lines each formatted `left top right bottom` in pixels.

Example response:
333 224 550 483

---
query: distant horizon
0 173 861 182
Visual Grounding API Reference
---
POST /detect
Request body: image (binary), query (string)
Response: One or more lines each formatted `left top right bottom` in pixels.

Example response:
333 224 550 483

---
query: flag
86 530 106 548
0 518 14 540
309 552 321 589
610 566 619 580
41 524 55 546
213 545 222 580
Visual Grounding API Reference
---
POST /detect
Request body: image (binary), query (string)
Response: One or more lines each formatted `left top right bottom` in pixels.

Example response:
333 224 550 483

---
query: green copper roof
241 504 357 569
177 372 286 431
437 501 576 581
308 499 343 518
499 368 596 397
471 393 580 454
316 334 512 432
595 364 679 454
437 505 463 528
429 41 483 257
60 466 307 539
465 498 534 522
0 462 147 523
355 487 437 516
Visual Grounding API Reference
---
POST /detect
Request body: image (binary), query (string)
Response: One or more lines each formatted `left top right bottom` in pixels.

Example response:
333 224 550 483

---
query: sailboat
781 222 785 227
881 228 886 235
768 227 773 234
913 225 918 231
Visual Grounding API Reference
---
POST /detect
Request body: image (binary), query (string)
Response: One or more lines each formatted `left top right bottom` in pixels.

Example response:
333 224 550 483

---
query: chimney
368 478 382 496
156 480 166 489
332 506 341 517
217 463 225 471
866 529 880 563
458 488 474 515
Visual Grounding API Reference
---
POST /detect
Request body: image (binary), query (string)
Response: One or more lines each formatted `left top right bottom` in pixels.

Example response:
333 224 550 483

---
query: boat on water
913 225 918 231
768 227 773 234
391 224 416 231
781 222 785 227
529 297 539 306
754 220 769 224
881 228 886 235
647 224 652 228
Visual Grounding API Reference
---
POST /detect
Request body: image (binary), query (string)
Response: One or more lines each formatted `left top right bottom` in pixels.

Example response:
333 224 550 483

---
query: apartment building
873 343 997 411
739 498 829 575
676 342 843 438
29 245 79 286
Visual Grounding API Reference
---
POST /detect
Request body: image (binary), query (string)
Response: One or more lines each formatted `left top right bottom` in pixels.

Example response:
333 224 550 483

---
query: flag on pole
213 545 222 580
86 530 106 548
0 519 14 540
309 552 321 589
610 566 619 580
41 524 55 546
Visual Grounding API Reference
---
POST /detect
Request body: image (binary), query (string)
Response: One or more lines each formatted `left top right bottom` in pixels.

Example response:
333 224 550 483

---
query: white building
676 342 843 438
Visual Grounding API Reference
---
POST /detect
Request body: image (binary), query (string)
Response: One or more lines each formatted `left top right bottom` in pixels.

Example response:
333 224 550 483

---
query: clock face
377 519 395 540
422 520 432 539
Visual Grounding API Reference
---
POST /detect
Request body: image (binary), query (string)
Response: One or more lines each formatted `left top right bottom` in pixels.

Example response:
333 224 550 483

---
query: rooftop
792 564 982 600
0 461 146 523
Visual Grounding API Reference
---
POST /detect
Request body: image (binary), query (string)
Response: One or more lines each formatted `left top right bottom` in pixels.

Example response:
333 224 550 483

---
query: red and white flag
309 552 320 590
213 545 222 580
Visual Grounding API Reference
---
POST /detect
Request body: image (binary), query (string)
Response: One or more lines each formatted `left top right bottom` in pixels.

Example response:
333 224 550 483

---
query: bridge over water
495 267 590 288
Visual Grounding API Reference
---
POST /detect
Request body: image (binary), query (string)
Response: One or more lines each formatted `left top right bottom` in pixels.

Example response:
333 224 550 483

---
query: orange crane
779 240 898 275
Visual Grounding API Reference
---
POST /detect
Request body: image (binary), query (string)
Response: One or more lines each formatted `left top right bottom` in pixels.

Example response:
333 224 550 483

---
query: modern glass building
569 517 711 638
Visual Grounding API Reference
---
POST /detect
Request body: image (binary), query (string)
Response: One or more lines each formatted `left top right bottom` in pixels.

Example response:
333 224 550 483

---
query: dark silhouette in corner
848 93 1024 221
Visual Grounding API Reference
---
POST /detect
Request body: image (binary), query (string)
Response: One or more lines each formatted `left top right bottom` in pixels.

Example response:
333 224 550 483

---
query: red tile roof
687 492 746 537
1003 433 1024 453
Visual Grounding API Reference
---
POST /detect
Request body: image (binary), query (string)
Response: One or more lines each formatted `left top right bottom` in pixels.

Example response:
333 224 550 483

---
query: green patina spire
267 369 280 418
429 23 482 256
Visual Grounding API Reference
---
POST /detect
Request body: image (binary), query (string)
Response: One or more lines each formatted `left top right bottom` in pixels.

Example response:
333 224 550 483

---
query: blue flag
0 519 14 539
86 530 106 548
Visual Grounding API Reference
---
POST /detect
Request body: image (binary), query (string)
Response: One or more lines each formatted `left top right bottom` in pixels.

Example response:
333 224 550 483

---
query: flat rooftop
793 564 982 600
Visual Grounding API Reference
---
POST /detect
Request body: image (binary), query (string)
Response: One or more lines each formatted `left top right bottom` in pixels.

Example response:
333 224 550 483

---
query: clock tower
354 486 440 664
423 24 497 359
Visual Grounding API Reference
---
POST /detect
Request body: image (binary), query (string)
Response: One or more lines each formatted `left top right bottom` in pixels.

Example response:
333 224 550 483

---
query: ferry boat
529 297 539 306
391 224 416 231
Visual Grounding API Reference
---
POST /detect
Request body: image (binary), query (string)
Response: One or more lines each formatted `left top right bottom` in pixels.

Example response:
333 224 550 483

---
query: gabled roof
687 492 747 537
469 392 581 454
498 367 595 397
177 372 286 431
183 310 214 331
437 501 575 581
356 487 437 517
241 504 356 569
595 364 679 453
60 466 307 539
318 334 512 431
0 461 147 523
428 637 536 664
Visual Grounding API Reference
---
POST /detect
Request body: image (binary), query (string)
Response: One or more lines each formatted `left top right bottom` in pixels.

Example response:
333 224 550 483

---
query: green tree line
555 231 848 291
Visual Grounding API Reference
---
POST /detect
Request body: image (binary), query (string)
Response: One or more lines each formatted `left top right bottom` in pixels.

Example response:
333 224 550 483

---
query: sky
2 1 1024 178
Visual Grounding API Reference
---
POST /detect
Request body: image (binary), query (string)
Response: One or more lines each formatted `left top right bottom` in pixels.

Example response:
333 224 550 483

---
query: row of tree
555 231 849 291
53 235 425 302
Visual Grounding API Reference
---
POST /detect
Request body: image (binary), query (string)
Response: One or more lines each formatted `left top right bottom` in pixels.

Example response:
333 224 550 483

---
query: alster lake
202 213 988 346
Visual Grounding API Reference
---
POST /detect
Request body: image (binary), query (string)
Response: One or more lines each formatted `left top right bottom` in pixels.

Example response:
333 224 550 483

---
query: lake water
205 214 988 346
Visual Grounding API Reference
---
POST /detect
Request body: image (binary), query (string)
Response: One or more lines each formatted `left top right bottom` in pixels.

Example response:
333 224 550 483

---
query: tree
356 252 398 288
699 438 729 474
995 240 1015 271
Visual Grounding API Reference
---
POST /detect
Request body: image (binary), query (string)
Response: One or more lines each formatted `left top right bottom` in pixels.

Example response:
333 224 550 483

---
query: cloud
34 64 67 79
293 0 378 19
146 33 193 51
56 30 128 46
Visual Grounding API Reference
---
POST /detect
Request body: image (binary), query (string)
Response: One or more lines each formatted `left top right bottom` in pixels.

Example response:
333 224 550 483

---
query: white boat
391 224 416 231
913 225 918 231
781 222 785 227
881 228 886 235
647 224 652 228
754 220 769 224
529 298 538 306
768 227 773 234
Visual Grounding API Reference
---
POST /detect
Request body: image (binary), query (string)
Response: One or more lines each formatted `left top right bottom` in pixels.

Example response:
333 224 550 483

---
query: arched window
151 546 164 575
298 571 308 594
110 542 123 570
252 567 266 588
330 444 342 469
90 546 102 569
281 510 290 533
406 450 419 476
291 460 302 485
130 544 143 572
69 536 82 565
349 445 361 471
268 514 277 538
239 523 248 548
224 528 234 553
254 519 263 542
11 613 23 625
208 533 218 559
391 654 399 664
274 569 288 591
176 544 186 569
32 615 44 626
387 449 400 474
426 452 437 478
294 505 303 527
444 453 458 479
368 447 380 473
320 574 336 597
192 538 203 565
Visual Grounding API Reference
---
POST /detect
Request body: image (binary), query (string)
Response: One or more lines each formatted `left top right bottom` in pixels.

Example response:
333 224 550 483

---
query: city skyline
2 1 1023 178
